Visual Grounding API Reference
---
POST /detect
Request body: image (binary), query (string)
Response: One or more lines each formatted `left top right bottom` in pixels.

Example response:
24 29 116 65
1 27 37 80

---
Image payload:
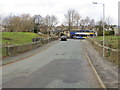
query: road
2 39 100 88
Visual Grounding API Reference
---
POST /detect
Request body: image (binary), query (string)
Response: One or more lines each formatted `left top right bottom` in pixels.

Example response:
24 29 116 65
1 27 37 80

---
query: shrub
105 31 115 36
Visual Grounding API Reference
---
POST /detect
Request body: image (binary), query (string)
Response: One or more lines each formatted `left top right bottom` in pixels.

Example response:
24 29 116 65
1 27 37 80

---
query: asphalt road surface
2 39 100 88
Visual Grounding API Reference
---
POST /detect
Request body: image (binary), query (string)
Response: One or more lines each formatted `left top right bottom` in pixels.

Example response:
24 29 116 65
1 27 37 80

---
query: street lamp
93 2 105 57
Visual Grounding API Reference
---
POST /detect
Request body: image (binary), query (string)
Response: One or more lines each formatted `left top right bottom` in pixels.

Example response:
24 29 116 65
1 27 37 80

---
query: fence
87 38 120 65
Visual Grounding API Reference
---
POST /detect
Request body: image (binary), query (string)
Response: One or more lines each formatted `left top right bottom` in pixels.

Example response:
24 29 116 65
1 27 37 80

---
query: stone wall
87 38 119 65
4 37 59 57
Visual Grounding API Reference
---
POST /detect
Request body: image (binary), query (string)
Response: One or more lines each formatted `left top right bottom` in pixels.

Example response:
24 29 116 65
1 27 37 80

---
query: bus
70 30 95 39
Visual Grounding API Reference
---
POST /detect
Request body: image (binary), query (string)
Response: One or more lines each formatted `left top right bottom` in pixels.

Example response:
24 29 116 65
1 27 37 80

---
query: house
114 26 120 35
0 25 5 32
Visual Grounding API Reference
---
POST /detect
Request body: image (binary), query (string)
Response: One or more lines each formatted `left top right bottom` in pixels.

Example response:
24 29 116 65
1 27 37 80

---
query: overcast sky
0 0 119 25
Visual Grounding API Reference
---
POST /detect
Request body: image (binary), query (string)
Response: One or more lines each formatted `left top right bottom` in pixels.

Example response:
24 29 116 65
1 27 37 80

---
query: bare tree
74 12 81 28
0 14 3 32
84 16 90 28
105 16 113 30
3 15 18 32
89 19 95 30
44 15 58 31
20 14 34 32
33 15 43 24
33 15 44 33
90 19 95 26
50 15 58 27
80 19 86 29
3 14 34 32
0 14 2 25
64 9 78 30
80 17 95 30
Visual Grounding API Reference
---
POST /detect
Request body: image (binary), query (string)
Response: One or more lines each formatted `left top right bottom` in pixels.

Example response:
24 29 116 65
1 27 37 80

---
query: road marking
84 48 107 89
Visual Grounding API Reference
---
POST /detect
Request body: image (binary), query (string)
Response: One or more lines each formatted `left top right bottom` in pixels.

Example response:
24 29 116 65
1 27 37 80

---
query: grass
2 32 42 46
92 36 119 49
1 32 45 57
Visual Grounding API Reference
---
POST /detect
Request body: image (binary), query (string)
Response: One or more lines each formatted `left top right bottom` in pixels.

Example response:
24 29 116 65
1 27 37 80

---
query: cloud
0 0 119 25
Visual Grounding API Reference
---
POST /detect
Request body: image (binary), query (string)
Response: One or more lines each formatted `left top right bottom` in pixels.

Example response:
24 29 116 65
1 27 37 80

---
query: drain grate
63 79 79 83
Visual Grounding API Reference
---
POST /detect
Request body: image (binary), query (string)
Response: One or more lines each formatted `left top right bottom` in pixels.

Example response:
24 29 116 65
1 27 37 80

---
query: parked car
61 36 67 41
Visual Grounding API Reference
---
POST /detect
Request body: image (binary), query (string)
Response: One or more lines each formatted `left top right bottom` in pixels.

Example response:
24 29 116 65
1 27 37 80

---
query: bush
109 31 114 35
98 30 115 36
42 31 48 34
105 31 109 36
98 30 103 36
105 31 114 36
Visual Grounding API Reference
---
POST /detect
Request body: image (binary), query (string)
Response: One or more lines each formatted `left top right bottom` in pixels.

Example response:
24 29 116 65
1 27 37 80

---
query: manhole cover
63 79 79 83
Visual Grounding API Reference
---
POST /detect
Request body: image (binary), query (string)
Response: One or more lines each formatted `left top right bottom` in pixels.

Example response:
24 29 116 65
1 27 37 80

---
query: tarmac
2 39 119 88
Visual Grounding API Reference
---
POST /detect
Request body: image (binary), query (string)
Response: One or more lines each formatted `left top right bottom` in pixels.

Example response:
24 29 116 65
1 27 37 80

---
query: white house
114 26 120 35
0 25 4 32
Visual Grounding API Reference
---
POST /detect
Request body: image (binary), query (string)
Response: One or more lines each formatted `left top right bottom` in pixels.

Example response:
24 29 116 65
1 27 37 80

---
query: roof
70 30 94 32
114 26 120 29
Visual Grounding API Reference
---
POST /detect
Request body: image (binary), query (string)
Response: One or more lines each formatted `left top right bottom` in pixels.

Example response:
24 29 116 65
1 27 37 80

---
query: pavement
82 40 118 88
2 39 100 88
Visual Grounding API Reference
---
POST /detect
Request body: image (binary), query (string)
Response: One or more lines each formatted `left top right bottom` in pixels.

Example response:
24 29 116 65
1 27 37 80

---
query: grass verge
92 36 119 49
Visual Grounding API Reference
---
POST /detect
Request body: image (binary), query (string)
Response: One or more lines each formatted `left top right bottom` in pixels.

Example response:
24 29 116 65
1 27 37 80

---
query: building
0 25 4 32
114 26 120 35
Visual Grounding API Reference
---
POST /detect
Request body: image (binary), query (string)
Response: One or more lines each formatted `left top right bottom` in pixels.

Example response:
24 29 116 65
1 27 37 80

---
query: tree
3 14 34 32
33 15 44 33
80 17 93 30
50 15 58 27
105 16 113 30
89 19 95 30
74 12 81 28
95 20 103 36
3 15 20 32
89 19 95 26
44 15 58 31
85 16 90 26
20 14 34 32
0 14 3 25
64 9 78 30
80 19 86 29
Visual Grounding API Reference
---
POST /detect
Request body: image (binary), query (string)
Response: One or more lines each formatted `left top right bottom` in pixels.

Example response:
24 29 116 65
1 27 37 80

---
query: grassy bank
2 32 42 46
1 32 45 57
92 36 119 49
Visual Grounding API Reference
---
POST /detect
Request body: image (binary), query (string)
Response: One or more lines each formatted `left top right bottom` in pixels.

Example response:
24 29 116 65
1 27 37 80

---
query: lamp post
93 2 105 57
